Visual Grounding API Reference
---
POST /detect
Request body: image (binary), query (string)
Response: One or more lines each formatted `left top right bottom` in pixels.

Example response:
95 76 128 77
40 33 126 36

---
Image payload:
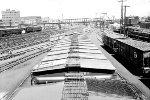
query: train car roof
32 32 116 74
127 26 150 34
117 38 150 52
104 30 150 51
10 82 64 100
10 77 140 100
104 31 127 39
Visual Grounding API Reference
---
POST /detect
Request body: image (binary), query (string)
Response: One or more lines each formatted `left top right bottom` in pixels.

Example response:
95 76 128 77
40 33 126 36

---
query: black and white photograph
0 0 150 100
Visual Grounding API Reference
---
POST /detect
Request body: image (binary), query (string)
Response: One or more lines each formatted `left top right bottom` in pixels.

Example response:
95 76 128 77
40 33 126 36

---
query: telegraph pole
9 19 12 28
62 13 63 20
124 5 130 25
124 5 130 36
95 13 98 18
101 13 107 32
118 0 126 34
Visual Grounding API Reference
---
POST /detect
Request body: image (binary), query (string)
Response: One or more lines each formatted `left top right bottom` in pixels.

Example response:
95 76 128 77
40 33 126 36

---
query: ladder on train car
62 72 88 100
62 32 89 100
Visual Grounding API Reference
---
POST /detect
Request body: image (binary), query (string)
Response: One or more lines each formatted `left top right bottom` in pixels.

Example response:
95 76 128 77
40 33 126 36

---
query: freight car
126 27 150 41
112 25 150 42
0 28 22 37
116 38 150 73
0 26 42 37
102 31 127 52
102 31 150 74
139 21 150 29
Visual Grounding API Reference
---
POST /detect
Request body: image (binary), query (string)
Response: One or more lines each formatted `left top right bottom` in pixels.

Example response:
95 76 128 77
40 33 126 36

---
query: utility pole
9 19 12 28
95 13 98 18
124 5 130 36
101 13 107 32
112 16 115 21
118 0 126 34
62 13 63 20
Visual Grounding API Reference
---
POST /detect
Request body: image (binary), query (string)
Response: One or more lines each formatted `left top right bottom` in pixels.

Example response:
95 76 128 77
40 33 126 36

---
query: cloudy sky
0 0 150 19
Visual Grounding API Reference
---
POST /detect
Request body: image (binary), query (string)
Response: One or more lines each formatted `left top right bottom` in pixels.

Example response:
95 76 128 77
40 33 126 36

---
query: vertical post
9 19 12 28
118 0 126 34
62 13 63 20
121 1 123 27
124 5 126 36
124 5 130 36
101 13 107 32
44 23 45 29
96 13 97 18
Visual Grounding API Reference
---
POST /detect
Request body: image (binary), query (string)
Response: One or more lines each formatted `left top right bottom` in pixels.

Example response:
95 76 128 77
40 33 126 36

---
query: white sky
0 0 150 19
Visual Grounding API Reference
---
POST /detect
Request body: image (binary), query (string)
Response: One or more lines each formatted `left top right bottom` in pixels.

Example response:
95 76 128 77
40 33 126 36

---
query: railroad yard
0 24 150 100
1 0 150 99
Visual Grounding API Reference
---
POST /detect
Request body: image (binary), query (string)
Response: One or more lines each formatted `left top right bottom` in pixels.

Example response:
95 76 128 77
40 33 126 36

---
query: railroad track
0 35 64 73
0 47 51 73
0 42 51 61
